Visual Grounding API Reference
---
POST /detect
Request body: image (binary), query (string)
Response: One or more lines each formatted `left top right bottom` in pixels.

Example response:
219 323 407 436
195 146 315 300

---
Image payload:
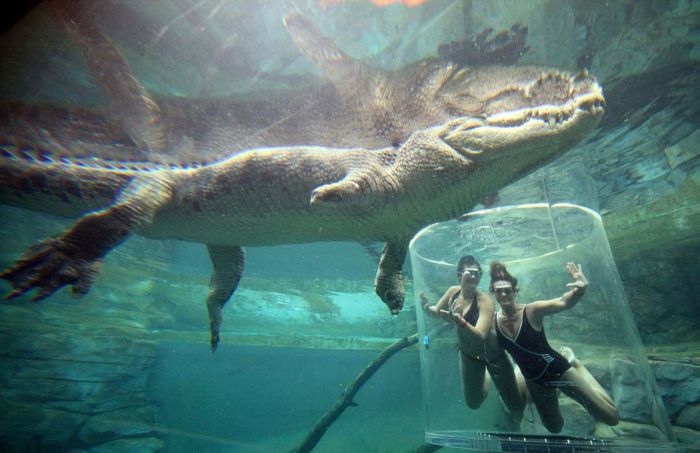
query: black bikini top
450 290 479 326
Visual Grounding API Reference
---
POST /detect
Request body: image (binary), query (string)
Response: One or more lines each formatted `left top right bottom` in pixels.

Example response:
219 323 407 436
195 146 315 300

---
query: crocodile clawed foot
379 288 405 315
207 302 223 353
310 180 362 205
210 333 220 353
1 237 103 301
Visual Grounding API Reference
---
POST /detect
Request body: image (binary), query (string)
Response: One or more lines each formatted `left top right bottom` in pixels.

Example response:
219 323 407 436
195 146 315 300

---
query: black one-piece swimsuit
495 309 571 387
450 290 479 326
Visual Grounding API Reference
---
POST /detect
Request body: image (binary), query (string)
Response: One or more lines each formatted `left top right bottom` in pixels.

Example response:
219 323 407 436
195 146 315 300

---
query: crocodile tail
46 0 165 152
283 13 372 88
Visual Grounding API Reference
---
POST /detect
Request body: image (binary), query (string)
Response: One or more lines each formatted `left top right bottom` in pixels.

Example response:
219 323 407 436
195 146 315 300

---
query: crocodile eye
391 136 401 148
484 89 527 115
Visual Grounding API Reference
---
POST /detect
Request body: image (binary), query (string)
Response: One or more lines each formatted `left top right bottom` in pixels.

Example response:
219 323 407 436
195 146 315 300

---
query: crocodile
0 5 605 350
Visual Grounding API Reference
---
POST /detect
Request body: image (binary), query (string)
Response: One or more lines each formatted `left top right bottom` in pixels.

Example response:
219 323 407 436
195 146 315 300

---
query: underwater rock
676 403 700 431
88 437 164 453
674 426 700 451
664 129 700 169
616 247 700 344
78 405 160 444
609 357 654 424
651 359 700 422
0 300 161 451
0 400 88 447
3 360 153 412
610 420 669 441
558 399 595 435
519 399 594 437
126 278 158 297
580 1 700 84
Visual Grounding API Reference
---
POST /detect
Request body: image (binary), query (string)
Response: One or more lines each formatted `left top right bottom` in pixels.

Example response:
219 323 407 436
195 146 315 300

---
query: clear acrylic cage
409 165 678 452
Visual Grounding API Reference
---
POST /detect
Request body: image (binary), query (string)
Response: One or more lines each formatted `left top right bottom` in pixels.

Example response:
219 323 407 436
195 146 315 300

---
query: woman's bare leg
559 347 618 424
515 366 529 405
459 351 488 409
488 356 526 420
560 367 619 426
561 346 610 399
526 379 564 433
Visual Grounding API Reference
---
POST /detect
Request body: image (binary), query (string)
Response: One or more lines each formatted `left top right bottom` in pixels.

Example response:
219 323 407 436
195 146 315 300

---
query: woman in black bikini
421 256 525 420
490 261 619 433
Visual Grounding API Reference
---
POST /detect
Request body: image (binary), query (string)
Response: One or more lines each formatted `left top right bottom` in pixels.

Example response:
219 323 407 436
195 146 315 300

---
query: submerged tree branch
290 323 451 453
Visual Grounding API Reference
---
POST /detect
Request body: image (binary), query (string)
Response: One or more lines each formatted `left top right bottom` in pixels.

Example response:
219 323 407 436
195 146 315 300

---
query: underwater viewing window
409 166 679 452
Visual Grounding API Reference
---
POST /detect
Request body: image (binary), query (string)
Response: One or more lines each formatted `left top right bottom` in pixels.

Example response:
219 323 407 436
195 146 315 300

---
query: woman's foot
559 346 581 367
593 422 617 438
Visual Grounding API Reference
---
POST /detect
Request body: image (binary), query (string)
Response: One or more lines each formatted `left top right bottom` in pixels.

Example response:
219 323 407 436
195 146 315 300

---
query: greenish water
1 0 699 451
150 342 424 453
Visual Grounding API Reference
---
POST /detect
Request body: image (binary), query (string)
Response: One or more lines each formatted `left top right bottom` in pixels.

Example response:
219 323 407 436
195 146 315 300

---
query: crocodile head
435 65 605 173
389 64 604 227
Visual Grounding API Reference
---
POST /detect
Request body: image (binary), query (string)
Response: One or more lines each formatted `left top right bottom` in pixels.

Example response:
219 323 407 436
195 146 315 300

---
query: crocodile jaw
445 94 605 155
439 67 605 159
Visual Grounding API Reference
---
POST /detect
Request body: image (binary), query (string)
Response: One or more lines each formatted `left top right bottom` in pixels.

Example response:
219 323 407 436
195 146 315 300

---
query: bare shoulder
523 303 543 329
477 290 495 310
477 290 493 302
439 285 460 300
447 285 461 296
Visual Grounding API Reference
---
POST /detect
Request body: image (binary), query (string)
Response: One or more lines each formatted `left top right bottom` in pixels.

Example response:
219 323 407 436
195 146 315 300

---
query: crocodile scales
0 4 605 350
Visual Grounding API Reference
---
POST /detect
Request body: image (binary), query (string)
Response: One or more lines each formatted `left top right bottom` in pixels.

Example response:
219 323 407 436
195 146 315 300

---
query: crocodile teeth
574 68 590 81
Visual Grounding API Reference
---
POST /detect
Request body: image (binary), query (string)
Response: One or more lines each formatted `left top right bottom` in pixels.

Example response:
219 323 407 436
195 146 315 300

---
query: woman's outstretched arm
527 262 588 327
420 287 458 322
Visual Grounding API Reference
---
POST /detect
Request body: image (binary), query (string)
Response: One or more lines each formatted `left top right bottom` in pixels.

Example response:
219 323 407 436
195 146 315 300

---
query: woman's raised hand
419 291 429 310
565 262 588 295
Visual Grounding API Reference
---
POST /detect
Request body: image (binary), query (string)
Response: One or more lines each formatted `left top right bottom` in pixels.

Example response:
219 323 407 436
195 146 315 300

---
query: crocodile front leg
205 244 244 352
375 239 410 314
1 176 173 301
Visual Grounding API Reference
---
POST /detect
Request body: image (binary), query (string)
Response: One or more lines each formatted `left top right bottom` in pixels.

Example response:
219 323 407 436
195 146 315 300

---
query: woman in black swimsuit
490 261 619 433
421 256 525 420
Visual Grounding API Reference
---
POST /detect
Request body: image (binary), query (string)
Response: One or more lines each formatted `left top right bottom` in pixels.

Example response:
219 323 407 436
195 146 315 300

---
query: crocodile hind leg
1 176 173 301
374 239 410 315
205 244 244 352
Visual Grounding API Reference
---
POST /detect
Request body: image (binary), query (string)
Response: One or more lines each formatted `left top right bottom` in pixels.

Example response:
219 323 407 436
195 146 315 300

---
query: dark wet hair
489 261 518 292
457 255 481 274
